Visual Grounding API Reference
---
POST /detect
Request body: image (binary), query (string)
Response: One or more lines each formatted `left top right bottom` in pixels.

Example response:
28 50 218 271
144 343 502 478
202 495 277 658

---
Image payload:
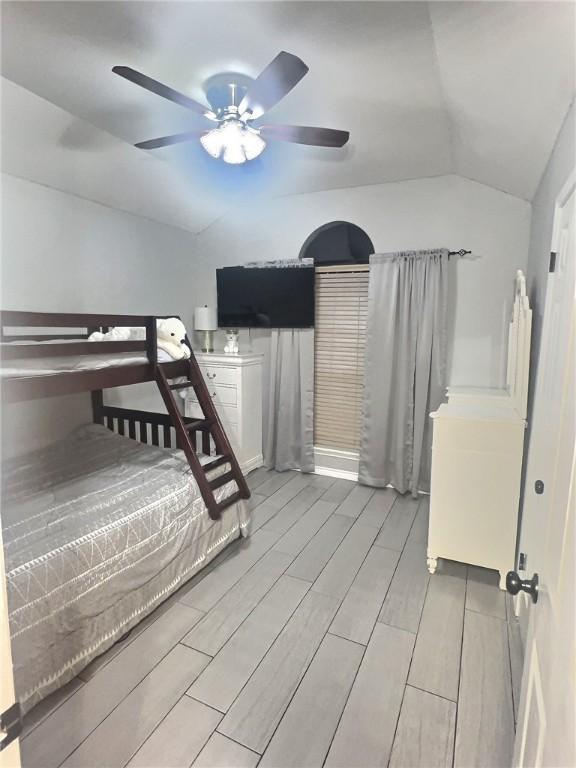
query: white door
513 172 575 768
0 523 21 768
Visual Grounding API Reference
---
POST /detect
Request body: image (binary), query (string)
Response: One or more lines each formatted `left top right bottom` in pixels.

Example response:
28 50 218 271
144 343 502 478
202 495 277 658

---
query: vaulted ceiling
2 1 574 233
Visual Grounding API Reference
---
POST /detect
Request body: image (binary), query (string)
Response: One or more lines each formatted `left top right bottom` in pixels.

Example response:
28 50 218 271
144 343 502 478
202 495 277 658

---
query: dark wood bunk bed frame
1 310 250 519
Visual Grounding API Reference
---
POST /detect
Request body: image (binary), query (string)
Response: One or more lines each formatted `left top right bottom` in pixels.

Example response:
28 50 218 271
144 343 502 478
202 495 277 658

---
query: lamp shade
194 305 217 331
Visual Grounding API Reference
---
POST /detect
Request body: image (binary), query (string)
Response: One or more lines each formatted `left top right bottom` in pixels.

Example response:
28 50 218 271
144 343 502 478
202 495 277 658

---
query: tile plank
261 485 326 535
63 645 210 767
454 610 514 768
175 540 242 603
273 500 337 556
329 546 399 645
256 470 297 497
335 484 375 519
127 696 221 768
265 473 311 509
259 634 363 768
374 495 419 550
179 529 280 612
321 478 356 504
311 521 378 599
379 543 430 633
389 686 456 768
188 575 310 713
506 595 524 723
21 677 84 739
408 571 466 701
286 513 353 582
246 493 266 512
78 587 183 682
193 733 260 768
21 603 204 768
325 622 415 768
218 591 340 753
466 565 506 619
356 487 397 528
248 500 283 532
406 496 430 549
306 473 336 489
182 550 293 655
246 466 272 491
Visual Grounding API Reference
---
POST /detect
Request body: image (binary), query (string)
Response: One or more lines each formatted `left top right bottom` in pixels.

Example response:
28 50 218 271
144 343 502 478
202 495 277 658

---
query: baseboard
313 446 360 481
313 465 359 481
241 454 264 474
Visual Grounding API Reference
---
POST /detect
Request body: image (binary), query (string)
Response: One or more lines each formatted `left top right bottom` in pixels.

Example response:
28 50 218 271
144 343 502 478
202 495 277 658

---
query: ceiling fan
112 51 350 165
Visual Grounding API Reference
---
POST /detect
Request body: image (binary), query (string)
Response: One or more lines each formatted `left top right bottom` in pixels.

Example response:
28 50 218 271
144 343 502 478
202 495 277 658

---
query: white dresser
428 271 532 589
185 352 264 473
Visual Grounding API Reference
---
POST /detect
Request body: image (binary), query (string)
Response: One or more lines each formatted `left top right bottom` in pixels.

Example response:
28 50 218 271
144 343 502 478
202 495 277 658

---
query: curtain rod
448 249 472 257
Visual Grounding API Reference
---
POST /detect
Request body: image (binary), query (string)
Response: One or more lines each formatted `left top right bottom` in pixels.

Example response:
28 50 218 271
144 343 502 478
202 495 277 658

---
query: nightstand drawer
186 400 238 425
200 365 238 386
191 383 237 406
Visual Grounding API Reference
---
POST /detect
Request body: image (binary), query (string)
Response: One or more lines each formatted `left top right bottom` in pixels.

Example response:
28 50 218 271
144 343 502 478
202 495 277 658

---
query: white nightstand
186 352 264 473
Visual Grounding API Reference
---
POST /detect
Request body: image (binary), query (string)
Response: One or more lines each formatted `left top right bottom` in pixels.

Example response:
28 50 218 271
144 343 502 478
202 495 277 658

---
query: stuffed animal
88 326 131 342
224 330 239 355
156 317 191 361
88 318 191 361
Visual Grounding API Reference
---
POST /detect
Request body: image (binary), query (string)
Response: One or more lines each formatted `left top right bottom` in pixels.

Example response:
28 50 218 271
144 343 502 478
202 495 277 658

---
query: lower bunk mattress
1 424 250 713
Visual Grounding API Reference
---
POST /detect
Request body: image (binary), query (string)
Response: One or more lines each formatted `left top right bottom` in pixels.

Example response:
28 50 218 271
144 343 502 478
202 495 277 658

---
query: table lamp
194 305 217 353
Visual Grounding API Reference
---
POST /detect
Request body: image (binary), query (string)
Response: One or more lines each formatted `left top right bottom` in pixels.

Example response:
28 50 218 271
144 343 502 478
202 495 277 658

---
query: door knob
506 570 539 604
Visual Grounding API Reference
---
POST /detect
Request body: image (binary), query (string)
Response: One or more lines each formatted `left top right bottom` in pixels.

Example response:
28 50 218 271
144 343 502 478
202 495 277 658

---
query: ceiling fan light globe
200 129 224 159
200 118 266 164
222 142 246 165
243 129 266 160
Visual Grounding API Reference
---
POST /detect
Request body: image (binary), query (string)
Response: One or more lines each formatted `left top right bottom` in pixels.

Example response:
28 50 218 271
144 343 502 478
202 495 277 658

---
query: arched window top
299 221 374 266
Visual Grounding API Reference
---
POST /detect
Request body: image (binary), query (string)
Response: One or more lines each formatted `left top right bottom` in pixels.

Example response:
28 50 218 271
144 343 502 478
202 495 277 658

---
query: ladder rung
217 491 244 513
184 418 212 432
203 455 230 472
170 381 194 391
210 471 236 491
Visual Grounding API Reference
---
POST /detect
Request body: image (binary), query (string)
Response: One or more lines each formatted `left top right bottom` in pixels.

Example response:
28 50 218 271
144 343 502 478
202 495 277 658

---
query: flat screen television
217 266 315 328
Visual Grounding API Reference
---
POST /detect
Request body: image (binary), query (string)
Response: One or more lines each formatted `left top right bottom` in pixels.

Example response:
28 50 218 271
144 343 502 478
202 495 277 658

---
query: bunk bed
0 311 251 714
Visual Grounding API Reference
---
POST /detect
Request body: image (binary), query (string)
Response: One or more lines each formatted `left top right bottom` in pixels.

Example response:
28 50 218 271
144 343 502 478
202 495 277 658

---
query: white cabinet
427 271 532 589
428 403 525 589
186 352 264 473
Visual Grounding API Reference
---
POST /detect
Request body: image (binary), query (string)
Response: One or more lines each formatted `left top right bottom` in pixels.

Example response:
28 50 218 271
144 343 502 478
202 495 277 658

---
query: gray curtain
359 249 454 496
263 328 315 472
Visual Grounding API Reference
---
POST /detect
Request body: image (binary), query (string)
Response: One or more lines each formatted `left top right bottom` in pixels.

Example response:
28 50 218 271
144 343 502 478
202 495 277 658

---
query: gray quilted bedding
1 424 249 713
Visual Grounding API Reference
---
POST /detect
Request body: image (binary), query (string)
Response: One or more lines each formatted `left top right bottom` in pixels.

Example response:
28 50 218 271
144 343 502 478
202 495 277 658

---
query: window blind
314 265 369 452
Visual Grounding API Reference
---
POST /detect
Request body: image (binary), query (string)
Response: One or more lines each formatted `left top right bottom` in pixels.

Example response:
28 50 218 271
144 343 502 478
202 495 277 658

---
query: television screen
217 266 315 328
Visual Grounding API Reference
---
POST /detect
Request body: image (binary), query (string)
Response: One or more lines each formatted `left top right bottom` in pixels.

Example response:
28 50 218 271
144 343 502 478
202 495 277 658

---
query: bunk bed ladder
155 355 250 521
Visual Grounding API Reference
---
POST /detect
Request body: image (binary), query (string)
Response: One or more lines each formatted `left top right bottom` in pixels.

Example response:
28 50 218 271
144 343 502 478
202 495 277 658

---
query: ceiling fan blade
260 124 350 148
112 66 215 119
238 52 308 119
135 131 201 150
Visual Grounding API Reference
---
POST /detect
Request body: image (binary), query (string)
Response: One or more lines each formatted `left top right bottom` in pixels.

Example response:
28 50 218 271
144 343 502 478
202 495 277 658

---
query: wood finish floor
19 469 522 768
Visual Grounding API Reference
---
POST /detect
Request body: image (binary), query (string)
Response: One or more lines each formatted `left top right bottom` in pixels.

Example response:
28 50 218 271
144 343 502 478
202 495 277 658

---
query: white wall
190 174 531 389
1 174 199 457
1 170 533 459
525 101 575 391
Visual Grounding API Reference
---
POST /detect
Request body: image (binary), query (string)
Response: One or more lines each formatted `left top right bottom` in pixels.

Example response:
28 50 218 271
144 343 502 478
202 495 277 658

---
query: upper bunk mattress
1 424 250 713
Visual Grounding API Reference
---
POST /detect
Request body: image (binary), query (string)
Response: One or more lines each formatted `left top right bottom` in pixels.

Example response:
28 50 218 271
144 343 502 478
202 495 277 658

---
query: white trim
551 168 576 251
195 352 264 367
314 465 359 481
313 445 360 480
241 454 264 474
